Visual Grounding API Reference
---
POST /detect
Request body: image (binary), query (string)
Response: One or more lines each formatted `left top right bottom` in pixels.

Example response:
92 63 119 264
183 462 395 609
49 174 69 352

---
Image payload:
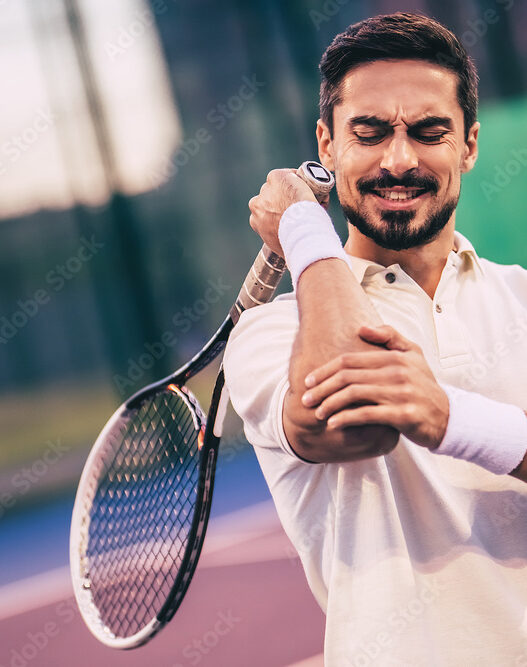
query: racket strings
82 388 203 638
99 399 197 631
90 402 195 633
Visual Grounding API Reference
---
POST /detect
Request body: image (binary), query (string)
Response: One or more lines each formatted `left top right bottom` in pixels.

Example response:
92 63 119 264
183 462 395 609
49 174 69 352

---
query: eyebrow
411 116 453 131
348 115 453 131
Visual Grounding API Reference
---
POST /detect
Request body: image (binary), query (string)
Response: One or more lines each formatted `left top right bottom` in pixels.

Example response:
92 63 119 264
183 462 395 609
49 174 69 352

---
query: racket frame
70 318 233 648
70 161 335 648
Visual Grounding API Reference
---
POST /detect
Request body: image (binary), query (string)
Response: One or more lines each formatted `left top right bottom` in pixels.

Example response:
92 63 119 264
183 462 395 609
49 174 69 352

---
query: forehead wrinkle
375 104 441 127
336 68 463 137
346 106 453 129
346 114 452 129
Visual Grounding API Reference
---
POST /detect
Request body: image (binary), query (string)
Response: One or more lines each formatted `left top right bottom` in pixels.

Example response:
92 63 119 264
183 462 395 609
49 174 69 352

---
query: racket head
70 382 219 649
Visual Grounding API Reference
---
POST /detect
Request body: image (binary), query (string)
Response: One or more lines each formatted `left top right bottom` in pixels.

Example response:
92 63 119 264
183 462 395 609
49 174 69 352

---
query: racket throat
213 381 230 438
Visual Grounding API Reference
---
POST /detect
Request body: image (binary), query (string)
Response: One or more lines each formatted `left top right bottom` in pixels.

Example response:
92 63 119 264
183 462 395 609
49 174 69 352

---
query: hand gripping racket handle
229 161 335 324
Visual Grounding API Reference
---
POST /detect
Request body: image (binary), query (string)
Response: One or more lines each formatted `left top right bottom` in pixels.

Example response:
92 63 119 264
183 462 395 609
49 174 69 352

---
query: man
223 12 527 665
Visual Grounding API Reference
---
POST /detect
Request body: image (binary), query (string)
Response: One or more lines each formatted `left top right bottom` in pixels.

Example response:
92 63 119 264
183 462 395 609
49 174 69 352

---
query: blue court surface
1 446 271 586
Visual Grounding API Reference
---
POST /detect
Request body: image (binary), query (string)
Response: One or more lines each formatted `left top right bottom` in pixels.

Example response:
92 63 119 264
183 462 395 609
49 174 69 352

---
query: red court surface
0 502 325 667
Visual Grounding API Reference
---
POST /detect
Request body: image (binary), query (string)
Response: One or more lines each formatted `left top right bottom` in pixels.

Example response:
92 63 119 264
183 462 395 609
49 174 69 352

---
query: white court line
286 654 324 667
0 566 72 622
0 500 286 622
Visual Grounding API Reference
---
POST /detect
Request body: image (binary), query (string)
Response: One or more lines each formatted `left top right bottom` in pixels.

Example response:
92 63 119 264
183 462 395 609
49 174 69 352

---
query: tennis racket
69 161 335 649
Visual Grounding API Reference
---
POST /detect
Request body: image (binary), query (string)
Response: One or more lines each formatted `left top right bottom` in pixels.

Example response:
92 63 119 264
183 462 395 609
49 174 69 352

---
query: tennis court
0 500 324 667
0 445 324 666
2 1 527 666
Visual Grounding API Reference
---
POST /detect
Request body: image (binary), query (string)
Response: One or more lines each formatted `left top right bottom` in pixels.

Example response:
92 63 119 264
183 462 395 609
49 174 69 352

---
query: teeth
374 190 422 200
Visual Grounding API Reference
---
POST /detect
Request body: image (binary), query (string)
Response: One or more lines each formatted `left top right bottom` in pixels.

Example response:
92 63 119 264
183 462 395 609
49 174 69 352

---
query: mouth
368 187 431 210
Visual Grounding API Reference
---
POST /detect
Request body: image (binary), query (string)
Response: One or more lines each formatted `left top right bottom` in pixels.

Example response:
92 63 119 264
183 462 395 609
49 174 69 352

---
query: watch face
307 163 330 182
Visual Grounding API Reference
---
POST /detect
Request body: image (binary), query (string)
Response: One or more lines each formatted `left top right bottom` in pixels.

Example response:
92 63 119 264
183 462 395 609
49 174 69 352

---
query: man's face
317 59 479 251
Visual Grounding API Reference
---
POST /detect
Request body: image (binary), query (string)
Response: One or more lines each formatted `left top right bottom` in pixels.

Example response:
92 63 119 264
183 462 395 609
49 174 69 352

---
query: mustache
357 172 439 195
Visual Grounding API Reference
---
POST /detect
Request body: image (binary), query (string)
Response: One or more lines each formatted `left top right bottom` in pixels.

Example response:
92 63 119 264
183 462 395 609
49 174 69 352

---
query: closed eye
354 129 448 145
354 132 387 145
411 131 447 144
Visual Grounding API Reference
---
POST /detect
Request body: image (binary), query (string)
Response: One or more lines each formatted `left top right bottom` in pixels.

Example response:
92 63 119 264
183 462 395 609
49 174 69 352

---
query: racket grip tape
229 162 334 324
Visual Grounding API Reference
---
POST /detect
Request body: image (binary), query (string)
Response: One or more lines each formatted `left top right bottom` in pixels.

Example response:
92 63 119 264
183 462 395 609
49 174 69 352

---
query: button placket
432 263 470 367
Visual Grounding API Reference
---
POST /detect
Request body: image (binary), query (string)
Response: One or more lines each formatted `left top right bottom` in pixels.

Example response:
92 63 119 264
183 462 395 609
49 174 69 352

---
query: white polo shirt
223 231 527 666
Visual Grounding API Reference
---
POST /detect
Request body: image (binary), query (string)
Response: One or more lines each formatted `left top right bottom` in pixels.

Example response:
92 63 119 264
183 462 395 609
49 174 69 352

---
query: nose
379 132 419 177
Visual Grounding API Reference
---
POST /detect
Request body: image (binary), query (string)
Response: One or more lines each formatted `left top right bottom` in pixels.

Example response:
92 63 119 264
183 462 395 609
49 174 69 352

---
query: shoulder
469 255 527 314
227 291 299 344
224 290 299 380
456 231 526 286
222 291 301 456
478 256 527 289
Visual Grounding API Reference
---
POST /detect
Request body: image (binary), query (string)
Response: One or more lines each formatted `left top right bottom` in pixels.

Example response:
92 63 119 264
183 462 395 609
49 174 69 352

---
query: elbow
283 388 399 464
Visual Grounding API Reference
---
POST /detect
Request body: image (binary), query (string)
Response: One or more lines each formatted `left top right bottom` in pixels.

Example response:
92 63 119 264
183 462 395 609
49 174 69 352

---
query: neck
343 220 456 300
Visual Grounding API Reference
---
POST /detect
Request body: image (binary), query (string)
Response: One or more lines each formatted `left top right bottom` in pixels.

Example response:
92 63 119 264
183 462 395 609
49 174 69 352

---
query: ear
316 119 335 172
461 121 480 173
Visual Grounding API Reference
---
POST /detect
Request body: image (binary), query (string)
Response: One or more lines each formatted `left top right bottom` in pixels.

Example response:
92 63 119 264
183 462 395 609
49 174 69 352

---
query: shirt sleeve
223 295 310 461
495 262 527 306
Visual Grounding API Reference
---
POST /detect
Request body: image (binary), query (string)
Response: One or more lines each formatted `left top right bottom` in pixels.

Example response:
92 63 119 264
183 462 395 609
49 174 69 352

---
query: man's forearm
245 171 398 462
283 258 399 462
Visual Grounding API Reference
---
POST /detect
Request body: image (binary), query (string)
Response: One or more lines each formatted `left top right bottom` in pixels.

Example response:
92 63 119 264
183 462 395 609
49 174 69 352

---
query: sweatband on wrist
434 384 527 475
278 200 352 289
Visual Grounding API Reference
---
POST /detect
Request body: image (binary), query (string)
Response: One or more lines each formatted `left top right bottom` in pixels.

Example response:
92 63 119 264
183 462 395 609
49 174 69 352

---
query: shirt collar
452 230 484 275
345 230 484 285
347 255 386 285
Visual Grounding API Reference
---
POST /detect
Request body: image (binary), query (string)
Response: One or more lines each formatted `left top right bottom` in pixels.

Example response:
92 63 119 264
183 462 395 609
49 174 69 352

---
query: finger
305 356 345 388
327 405 400 430
317 193 330 210
358 324 415 352
302 368 387 407
315 384 387 420
267 168 296 182
305 350 397 388
316 382 407 419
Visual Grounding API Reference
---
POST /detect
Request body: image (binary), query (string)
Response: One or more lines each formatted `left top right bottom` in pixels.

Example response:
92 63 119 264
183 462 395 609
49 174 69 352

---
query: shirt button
385 272 396 284
435 303 442 313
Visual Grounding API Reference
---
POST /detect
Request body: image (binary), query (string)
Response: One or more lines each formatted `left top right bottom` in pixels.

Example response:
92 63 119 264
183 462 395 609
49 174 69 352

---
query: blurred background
1 0 526 665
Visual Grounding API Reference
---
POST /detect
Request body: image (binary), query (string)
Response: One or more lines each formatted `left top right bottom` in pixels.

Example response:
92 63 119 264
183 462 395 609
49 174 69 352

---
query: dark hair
319 12 478 141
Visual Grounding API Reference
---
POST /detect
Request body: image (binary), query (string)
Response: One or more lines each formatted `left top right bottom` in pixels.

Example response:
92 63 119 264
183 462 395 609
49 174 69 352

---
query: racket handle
230 162 335 324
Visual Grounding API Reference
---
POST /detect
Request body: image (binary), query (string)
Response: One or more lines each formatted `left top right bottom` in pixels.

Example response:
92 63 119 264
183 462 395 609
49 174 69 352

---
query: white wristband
278 200 352 289
434 384 527 475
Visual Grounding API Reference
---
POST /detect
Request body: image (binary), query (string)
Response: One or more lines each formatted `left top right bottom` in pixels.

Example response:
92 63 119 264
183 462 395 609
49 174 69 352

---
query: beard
340 172 460 251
